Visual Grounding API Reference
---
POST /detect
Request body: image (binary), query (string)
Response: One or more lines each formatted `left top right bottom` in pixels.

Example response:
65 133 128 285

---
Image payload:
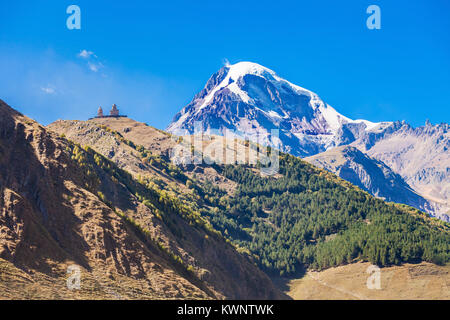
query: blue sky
0 0 449 128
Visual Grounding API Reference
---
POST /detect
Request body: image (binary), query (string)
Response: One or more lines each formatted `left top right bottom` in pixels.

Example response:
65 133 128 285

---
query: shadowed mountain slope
0 100 284 299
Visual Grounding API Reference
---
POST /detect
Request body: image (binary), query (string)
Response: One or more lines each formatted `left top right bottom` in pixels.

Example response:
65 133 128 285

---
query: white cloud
78 50 103 73
88 62 104 72
78 50 95 59
88 62 98 72
41 86 56 94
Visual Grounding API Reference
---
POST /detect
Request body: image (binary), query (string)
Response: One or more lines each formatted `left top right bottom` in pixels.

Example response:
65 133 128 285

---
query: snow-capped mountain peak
167 61 387 157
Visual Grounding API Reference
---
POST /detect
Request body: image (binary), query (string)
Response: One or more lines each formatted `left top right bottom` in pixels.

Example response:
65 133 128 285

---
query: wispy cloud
88 61 104 73
41 86 56 94
78 49 103 73
78 49 95 59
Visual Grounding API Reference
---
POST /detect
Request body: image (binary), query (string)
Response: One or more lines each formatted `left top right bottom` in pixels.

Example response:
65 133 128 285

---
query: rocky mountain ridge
305 146 442 220
349 121 450 221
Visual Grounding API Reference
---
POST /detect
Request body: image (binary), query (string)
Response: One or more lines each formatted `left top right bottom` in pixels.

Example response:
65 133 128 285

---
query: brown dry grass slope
286 262 449 300
1 100 284 299
0 101 215 299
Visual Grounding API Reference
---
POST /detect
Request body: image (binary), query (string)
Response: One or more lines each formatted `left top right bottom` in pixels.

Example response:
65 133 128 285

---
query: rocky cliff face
305 146 438 218
0 100 285 299
351 121 450 221
305 121 450 221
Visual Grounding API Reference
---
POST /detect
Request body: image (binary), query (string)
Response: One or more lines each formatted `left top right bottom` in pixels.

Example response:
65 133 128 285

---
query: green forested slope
199 154 449 275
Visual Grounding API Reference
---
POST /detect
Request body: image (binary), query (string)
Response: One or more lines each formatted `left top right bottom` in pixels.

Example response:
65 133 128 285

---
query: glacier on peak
167 61 388 157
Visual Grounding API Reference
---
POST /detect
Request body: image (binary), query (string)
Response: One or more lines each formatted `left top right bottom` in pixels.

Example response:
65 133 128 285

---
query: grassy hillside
285 262 450 300
1 100 284 299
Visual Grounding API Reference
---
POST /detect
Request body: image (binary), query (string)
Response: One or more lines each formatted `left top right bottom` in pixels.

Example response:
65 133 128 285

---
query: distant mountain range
167 62 449 221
